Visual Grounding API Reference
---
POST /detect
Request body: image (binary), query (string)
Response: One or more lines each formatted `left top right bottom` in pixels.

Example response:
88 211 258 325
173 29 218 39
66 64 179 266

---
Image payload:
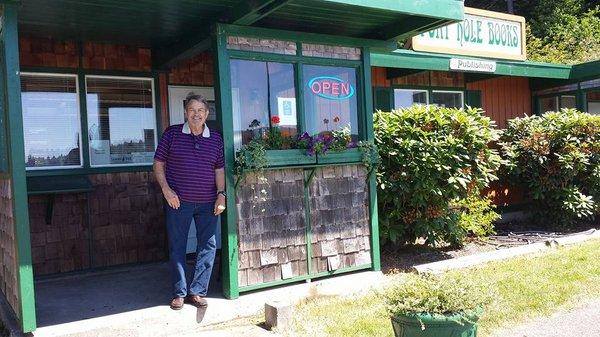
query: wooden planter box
317 148 362 164
265 149 316 167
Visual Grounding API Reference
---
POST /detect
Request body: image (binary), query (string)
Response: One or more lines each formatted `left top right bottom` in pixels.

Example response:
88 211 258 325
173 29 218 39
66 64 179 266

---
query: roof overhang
370 49 572 80
14 0 465 69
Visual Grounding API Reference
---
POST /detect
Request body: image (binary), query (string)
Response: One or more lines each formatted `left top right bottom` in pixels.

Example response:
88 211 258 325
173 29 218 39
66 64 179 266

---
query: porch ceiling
15 0 464 68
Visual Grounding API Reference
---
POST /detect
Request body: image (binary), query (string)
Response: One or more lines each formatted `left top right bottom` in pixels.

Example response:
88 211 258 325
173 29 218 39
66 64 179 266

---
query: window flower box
265 149 316 167
316 148 362 164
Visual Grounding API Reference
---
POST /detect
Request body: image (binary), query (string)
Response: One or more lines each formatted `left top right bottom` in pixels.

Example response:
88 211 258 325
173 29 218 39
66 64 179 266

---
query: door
168 85 221 253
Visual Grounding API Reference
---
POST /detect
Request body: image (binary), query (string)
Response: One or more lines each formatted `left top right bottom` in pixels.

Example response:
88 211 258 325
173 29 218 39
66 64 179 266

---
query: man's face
185 100 208 128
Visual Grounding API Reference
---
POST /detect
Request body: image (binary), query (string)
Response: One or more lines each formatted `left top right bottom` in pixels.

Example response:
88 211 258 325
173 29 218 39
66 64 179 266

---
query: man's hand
214 194 226 215
163 187 180 209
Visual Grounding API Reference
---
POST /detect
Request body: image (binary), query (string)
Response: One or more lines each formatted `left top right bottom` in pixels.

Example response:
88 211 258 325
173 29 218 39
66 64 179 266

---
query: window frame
392 88 429 109
227 48 365 143
430 90 464 109
84 74 158 168
20 72 84 171
389 85 465 110
19 68 161 177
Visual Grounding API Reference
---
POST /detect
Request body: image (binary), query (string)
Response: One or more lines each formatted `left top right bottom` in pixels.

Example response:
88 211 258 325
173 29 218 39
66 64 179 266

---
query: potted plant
316 125 362 164
263 115 316 166
382 273 491 337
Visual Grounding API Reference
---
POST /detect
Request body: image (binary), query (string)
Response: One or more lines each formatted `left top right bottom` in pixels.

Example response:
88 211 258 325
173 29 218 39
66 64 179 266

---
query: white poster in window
90 140 110 165
277 97 296 126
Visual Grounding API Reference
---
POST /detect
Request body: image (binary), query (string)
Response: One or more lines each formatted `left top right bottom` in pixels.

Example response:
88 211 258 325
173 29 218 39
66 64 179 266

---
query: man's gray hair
184 92 209 111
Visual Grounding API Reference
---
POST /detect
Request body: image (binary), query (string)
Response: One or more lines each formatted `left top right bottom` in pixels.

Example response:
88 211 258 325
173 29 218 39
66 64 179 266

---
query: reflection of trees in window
20 74 81 168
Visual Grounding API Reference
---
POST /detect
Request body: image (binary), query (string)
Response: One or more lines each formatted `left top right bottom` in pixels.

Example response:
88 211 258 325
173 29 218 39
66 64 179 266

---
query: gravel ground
490 299 600 337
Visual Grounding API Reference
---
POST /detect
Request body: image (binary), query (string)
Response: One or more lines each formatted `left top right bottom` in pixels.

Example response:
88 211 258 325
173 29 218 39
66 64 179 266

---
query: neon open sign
308 76 355 100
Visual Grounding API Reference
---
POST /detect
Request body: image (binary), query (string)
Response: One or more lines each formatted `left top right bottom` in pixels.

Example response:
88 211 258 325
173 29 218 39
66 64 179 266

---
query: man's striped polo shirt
154 123 224 203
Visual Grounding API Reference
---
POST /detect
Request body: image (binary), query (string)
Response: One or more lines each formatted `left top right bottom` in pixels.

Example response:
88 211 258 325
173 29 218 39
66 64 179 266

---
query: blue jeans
165 201 217 298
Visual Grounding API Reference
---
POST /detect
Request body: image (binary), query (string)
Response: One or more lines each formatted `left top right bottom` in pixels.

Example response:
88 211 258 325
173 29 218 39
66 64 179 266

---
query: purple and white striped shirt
154 123 224 203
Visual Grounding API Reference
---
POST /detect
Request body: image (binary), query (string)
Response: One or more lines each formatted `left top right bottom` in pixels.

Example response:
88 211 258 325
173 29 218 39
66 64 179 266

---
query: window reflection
394 89 428 109
431 91 464 109
86 76 156 166
303 65 359 140
230 60 296 149
21 74 81 169
587 91 600 115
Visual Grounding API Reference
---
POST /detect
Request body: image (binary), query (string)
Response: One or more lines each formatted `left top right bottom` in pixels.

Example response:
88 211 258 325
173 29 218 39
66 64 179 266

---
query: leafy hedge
374 106 502 246
499 109 600 227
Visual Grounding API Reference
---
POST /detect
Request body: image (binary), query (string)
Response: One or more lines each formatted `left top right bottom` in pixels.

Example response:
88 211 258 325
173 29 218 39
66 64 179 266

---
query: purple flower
347 141 357 149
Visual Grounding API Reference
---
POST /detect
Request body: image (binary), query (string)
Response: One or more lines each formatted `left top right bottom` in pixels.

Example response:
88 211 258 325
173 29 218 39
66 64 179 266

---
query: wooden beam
153 1 292 70
227 0 291 26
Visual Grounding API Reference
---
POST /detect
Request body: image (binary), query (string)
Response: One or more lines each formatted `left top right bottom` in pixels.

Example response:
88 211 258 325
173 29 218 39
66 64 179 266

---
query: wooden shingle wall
28 172 165 275
19 36 151 71
0 178 20 318
309 166 371 272
236 170 308 287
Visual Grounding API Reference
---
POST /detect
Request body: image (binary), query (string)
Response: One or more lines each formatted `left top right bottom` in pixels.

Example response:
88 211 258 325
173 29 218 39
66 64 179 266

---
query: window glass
431 91 463 109
230 59 296 149
303 65 359 140
394 89 428 109
86 76 156 167
587 91 600 115
21 74 81 169
560 95 576 109
539 96 558 113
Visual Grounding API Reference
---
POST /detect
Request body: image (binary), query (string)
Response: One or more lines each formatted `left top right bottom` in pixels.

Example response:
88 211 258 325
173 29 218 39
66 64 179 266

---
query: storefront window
394 89 428 109
303 65 359 140
86 76 156 167
230 59 297 149
587 91 600 115
431 90 463 109
560 95 576 109
539 96 558 113
21 73 82 169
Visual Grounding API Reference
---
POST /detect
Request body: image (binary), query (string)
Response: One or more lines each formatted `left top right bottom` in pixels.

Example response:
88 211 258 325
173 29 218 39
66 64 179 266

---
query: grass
285 240 600 337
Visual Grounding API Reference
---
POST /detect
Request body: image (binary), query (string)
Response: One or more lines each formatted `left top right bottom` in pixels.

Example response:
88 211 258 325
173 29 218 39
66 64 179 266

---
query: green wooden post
362 48 381 271
1 3 37 332
213 24 239 299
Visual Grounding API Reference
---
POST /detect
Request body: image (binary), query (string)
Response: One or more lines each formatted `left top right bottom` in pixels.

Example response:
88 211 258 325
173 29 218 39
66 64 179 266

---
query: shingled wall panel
28 172 166 275
308 165 371 273
236 169 308 287
0 178 20 318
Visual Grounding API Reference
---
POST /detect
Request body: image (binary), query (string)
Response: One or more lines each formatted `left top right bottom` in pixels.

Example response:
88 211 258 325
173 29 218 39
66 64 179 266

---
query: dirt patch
381 222 598 275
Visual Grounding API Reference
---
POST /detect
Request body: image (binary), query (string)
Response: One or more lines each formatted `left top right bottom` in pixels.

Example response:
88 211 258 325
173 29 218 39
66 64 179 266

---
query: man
153 94 226 310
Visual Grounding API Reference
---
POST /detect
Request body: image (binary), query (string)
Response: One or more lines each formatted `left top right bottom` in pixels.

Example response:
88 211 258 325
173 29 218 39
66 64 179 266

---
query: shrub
382 273 492 320
374 106 502 246
499 109 600 227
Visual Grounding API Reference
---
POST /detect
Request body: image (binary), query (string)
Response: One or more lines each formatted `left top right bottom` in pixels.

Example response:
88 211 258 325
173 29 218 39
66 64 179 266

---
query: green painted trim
2 3 36 332
370 50 572 80
303 169 313 276
213 25 239 300
570 60 600 81
20 66 157 78
78 73 90 169
25 165 153 177
321 0 463 21
230 0 291 26
295 62 305 133
363 48 374 141
228 49 361 68
221 24 397 50
238 264 372 293
362 48 380 272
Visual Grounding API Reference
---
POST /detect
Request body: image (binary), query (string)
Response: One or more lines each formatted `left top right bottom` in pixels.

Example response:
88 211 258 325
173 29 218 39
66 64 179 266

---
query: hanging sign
450 58 496 73
412 7 526 61
308 76 355 100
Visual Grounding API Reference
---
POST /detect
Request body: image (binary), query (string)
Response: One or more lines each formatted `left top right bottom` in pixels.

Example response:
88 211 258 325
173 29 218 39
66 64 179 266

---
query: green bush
499 109 600 227
382 273 493 319
374 106 502 246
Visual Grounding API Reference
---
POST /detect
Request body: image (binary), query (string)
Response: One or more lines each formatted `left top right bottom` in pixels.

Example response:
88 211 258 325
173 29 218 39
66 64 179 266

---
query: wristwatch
217 190 227 198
